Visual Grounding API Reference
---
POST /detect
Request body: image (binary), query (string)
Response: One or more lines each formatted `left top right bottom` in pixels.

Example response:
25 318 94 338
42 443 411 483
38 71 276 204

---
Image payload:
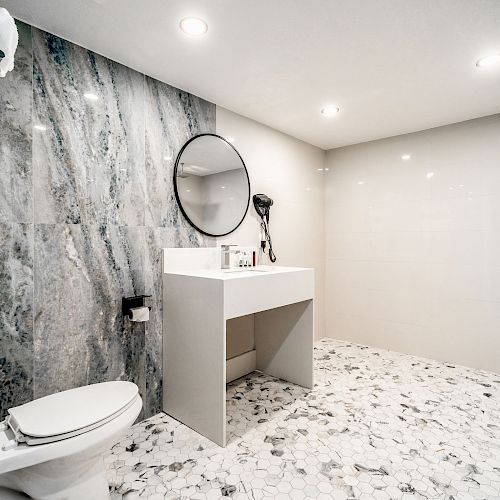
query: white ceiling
4 0 500 149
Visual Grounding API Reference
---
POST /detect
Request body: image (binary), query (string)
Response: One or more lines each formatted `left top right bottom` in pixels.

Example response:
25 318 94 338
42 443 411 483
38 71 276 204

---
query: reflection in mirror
174 134 250 236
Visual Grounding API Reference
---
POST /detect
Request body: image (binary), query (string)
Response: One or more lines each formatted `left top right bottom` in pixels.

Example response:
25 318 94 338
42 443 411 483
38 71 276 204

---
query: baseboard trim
226 350 257 383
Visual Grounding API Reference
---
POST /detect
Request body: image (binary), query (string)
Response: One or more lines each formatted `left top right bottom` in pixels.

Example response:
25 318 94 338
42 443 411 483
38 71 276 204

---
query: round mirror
174 134 251 237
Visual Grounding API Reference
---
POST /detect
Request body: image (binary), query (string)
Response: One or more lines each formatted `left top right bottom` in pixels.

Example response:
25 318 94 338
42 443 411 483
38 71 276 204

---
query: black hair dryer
253 194 276 262
253 194 273 222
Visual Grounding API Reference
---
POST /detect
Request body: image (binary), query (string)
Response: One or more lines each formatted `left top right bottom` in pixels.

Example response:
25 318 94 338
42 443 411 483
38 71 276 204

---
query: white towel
0 8 19 78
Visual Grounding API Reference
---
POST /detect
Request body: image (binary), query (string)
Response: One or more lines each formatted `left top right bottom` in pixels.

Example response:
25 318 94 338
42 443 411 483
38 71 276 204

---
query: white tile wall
216 107 326 339
324 114 500 372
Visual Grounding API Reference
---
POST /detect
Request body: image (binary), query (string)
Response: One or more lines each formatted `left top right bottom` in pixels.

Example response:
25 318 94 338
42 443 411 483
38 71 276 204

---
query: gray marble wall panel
33 224 146 399
0 223 33 417
0 22 34 419
0 21 32 223
33 29 145 226
143 80 216 416
145 78 215 229
0 21 216 420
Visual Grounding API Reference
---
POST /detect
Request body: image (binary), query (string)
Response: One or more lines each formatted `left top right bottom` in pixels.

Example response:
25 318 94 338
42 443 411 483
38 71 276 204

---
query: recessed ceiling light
321 105 340 117
401 154 411 160
84 92 99 101
179 17 208 36
225 136 234 143
476 54 500 68
34 124 46 131
426 172 434 179
317 168 324 171
357 181 365 185
220 186 225 189
325 168 329 171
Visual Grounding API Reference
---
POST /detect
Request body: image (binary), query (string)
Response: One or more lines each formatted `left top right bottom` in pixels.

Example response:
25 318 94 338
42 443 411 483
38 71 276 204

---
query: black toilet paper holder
122 295 152 318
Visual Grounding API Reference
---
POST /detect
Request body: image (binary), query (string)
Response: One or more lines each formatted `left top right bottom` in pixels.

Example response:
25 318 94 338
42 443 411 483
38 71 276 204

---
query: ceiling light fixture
321 105 340 117
476 54 500 68
84 92 99 101
179 17 208 36
426 172 434 179
401 154 411 160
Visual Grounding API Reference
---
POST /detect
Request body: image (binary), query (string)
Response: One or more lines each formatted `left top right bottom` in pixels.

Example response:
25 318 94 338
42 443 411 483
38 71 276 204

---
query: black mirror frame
173 133 251 237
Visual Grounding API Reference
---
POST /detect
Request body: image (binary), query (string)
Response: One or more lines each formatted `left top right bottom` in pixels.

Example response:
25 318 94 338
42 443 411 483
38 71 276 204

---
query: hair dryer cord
260 221 276 263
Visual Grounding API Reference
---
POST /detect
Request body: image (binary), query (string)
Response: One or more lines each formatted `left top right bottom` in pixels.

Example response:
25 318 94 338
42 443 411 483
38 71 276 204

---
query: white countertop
165 265 312 280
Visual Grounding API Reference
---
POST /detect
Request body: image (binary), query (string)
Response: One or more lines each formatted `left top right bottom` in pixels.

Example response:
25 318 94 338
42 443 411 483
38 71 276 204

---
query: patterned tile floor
106 339 500 499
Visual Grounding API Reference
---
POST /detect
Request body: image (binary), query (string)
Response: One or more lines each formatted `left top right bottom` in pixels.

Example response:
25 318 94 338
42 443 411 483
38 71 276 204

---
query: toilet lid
7 381 138 440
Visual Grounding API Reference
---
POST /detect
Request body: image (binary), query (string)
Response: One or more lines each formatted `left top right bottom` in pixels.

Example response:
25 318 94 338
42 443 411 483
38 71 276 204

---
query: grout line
30 24 36 400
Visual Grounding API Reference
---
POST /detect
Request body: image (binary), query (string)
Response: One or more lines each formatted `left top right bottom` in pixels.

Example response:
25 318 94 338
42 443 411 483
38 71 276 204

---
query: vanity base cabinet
163 262 314 447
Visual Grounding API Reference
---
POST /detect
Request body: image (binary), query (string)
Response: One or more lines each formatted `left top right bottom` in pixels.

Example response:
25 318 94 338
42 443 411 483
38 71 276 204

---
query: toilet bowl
0 381 142 500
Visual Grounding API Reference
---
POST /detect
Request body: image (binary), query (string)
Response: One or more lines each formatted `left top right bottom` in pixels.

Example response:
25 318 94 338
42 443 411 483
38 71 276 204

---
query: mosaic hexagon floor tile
105 339 500 499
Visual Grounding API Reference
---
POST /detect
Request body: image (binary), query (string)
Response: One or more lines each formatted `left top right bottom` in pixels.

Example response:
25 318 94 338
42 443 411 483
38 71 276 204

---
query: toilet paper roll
128 306 150 322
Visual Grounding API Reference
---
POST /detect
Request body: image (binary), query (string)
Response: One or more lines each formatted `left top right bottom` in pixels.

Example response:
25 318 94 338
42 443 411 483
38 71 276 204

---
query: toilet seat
5 381 139 446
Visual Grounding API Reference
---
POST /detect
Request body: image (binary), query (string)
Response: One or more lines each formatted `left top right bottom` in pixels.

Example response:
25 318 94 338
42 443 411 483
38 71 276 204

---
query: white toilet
0 381 142 500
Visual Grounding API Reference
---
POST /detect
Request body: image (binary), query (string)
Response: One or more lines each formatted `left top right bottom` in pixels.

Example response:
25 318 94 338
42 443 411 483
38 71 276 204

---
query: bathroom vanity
162 248 314 446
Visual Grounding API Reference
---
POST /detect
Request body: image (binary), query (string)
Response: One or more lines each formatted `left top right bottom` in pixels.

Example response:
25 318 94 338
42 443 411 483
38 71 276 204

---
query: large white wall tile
216 107 325 339
325 114 500 372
